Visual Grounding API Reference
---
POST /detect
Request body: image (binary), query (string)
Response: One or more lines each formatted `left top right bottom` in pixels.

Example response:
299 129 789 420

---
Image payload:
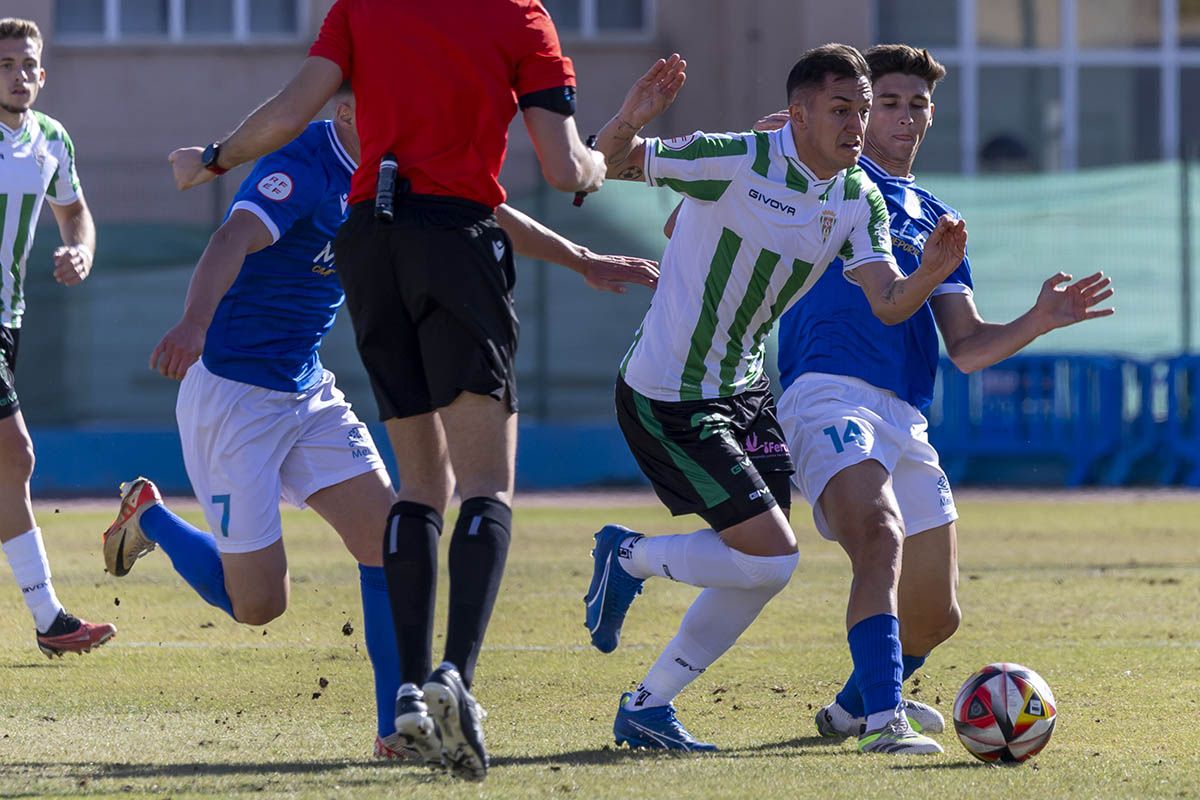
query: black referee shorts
615 374 793 532
334 197 519 421
0 325 20 421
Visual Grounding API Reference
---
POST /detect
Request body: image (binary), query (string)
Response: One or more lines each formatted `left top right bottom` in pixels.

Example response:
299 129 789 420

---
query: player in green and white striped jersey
582 46 966 751
0 18 114 658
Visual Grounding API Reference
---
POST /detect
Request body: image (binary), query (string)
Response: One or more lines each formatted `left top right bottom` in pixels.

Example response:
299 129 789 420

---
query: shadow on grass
491 735 844 768
0 734 858 790
888 760 988 771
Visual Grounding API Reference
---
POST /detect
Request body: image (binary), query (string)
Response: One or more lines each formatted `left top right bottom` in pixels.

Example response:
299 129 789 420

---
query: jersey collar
0 113 29 140
779 122 838 194
858 154 913 185
324 120 358 175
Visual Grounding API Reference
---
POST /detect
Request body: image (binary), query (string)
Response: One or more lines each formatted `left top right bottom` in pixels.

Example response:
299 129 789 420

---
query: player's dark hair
786 43 870 102
865 44 947 91
0 17 43 46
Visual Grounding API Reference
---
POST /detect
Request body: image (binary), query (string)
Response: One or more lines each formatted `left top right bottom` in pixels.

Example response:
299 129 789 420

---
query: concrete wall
26 0 871 221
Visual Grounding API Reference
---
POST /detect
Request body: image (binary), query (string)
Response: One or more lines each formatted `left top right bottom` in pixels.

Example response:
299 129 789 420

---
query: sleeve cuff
230 201 282 244
931 283 973 297
46 190 80 207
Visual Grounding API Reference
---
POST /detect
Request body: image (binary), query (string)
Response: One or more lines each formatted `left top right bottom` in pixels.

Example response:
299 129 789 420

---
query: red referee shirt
310 0 576 209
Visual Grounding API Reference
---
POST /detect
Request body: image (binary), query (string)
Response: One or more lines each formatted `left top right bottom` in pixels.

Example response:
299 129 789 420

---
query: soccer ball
952 662 1057 763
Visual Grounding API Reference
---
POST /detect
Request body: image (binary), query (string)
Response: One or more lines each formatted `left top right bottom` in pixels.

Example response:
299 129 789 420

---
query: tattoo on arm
618 165 644 181
882 280 899 304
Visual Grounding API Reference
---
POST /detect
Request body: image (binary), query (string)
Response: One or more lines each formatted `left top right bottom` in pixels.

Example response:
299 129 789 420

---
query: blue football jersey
202 121 355 392
777 155 973 410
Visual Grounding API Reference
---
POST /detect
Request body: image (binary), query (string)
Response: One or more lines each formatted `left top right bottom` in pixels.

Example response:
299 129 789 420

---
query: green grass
1 497 1197 799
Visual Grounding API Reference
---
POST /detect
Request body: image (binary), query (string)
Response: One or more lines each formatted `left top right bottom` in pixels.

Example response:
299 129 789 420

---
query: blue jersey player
774 46 1114 753
99 84 658 762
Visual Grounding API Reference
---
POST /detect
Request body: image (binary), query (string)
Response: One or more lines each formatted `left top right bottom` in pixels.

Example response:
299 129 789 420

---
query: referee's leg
434 391 516 688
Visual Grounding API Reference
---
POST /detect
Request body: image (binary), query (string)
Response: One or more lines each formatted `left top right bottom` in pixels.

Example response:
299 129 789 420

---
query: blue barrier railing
929 353 1197 487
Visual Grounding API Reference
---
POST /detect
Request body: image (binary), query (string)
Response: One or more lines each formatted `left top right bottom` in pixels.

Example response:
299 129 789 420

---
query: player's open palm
619 54 687 129
920 214 967 280
151 319 206 381
579 250 659 294
1034 271 1115 330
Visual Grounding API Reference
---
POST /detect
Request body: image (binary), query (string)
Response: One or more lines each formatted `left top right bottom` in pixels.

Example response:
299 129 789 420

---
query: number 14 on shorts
822 421 865 454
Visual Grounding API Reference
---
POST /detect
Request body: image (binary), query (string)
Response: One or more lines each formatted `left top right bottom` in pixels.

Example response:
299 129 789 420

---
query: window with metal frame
541 0 654 40
53 0 305 42
875 0 1200 171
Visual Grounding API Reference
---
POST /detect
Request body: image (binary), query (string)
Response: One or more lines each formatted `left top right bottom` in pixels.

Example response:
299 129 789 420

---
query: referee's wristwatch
201 141 229 176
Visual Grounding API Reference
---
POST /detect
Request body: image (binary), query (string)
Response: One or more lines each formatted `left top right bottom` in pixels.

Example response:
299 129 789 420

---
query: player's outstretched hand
618 54 687 130
578 250 659 294
753 109 790 132
919 214 967 280
150 319 206 381
169 147 218 191
52 245 92 286
1032 271 1116 331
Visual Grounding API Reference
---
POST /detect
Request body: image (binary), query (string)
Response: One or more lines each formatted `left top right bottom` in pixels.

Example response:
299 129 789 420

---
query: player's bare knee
843 510 903 571
232 595 287 626
903 601 961 654
0 434 35 484
935 600 962 644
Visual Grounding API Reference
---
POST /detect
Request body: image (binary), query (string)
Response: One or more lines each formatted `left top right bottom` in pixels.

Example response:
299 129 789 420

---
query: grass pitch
0 494 1197 799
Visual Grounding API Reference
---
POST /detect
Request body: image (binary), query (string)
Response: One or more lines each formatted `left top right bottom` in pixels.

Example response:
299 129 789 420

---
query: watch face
202 143 219 167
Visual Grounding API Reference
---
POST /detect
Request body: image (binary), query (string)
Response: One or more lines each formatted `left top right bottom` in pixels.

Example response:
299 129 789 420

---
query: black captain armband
518 86 577 116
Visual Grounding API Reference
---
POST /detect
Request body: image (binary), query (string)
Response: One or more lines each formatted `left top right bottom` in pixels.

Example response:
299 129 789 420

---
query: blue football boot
583 525 645 653
612 692 718 752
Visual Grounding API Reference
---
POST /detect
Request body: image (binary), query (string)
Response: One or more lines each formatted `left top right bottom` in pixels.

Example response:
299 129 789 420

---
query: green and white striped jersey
621 123 896 402
0 110 81 328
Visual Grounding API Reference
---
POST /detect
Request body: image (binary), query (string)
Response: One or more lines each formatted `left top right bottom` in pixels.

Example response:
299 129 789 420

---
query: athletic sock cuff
390 501 444 531
358 563 388 590
902 653 927 682
458 496 512 529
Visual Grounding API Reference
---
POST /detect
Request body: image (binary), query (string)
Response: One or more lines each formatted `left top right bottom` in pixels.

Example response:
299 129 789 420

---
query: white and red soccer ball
953 662 1057 763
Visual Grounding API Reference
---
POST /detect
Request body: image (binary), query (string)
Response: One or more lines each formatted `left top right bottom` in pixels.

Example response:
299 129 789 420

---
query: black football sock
382 500 442 685
442 496 512 689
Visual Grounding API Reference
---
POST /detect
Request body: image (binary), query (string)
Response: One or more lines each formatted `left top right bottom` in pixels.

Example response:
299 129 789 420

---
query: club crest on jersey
820 209 837 241
33 145 48 169
257 172 294 201
660 133 698 151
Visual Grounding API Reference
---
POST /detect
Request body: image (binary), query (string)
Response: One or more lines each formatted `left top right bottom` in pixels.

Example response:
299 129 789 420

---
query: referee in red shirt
169 0 605 781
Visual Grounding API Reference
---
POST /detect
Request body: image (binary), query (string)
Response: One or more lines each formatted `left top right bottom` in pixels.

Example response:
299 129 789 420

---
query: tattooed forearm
882 280 900 304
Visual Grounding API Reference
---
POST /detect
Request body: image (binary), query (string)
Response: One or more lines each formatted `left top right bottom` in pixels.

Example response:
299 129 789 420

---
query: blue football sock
849 613 903 718
140 504 234 618
835 670 865 717
902 653 927 682
360 564 400 739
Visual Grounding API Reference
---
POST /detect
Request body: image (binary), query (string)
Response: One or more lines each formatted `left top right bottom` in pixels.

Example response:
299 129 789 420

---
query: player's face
866 72 933 170
791 75 872 178
0 38 44 116
333 93 360 159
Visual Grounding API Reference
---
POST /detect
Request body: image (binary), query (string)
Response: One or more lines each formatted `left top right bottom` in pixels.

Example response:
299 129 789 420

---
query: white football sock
637 552 798 704
3 528 64 632
621 528 795 589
